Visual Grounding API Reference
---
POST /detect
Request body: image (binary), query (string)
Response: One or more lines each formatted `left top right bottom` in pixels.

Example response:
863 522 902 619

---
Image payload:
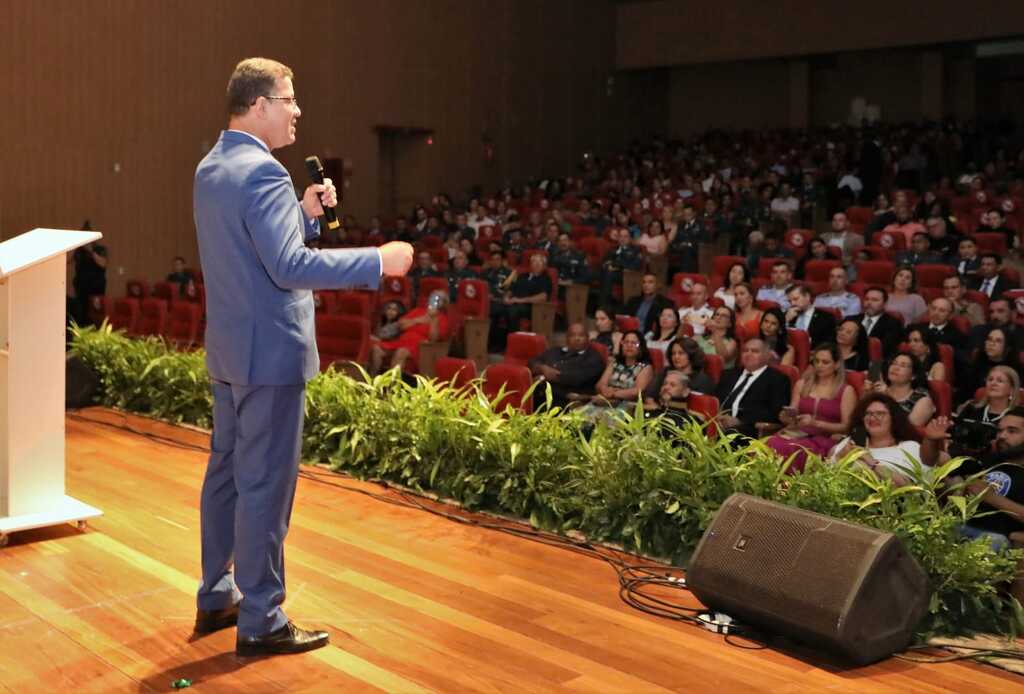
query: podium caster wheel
76 521 88 531
0 534 8 548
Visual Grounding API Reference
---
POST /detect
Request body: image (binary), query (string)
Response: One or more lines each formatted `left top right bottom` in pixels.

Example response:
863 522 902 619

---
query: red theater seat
503 332 547 367
482 363 534 414
315 315 370 370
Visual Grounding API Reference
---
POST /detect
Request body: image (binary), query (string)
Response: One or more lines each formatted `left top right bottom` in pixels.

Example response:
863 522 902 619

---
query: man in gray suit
193 58 413 657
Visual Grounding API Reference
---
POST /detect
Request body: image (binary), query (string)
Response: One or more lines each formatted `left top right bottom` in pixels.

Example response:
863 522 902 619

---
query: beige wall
617 0 1024 69
1 0 615 285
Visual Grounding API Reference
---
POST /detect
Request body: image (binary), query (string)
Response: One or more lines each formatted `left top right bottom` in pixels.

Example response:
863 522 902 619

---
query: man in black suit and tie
785 284 836 348
622 273 675 335
716 339 791 439
852 286 903 360
969 298 1024 353
916 297 967 353
970 253 1012 301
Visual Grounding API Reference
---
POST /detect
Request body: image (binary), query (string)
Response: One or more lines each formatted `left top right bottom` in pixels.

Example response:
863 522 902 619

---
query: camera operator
948 365 1020 460
927 410 1024 603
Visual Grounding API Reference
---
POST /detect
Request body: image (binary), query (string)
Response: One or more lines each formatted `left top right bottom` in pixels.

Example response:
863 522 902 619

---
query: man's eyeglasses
263 95 299 108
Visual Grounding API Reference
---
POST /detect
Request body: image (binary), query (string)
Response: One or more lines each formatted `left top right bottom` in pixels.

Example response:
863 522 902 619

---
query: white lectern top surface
0 229 103 279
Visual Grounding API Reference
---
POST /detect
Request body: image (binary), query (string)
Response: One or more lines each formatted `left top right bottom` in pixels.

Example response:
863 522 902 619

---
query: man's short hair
787 284 812 299
981 252 1003 265
1004 406 1024 421
865 286 888 302
911 232 929 243
227 58 293 116
772 260 792 272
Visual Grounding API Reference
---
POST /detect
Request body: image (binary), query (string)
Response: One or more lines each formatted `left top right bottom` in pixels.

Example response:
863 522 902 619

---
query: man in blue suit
192 58 413 657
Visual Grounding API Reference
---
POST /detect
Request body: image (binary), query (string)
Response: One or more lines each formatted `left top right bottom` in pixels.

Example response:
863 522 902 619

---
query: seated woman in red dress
370 290 450 374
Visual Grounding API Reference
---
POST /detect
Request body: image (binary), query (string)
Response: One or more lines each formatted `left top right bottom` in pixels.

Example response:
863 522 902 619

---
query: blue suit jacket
194 130 381 385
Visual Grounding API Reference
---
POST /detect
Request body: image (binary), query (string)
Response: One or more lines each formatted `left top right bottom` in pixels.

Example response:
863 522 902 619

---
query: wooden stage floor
0 409 1020 693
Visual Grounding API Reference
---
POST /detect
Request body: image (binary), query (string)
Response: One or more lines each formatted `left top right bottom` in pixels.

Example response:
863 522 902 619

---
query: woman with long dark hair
864 353 935 427
836 318 870 372
758 307 794 366
905 326 946 382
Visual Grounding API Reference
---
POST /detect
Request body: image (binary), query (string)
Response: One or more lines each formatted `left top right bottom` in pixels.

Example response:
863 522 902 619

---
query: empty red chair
379 275 412 310
435 357 478 391
702 354 723 387
973 232 1009 256
687 393 720 437
804 259 842 283
417 276 450 307
846 206 873 226
110 297 140 333
503 332 547 367
845 371 866 398
315 315 370 370
152 281 177 303
773 364 800 389
335 291 372 321
87 295 108 326
915 264 954 289
456 279 489 319
125 279 149 299
868 337 883 363
649 347 665 373
788 328 810 371
163 302 201 349
313 290 338 315
482 363 534 414
928 380 952 418
873 231 906 252
784 229 814 257
711 255 748 278
854 261 896 286
757 257 789 278
615 314 640 332
132 298 168 337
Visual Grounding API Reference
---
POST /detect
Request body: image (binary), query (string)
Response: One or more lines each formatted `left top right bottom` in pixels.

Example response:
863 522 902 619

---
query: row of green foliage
70 324 1024 640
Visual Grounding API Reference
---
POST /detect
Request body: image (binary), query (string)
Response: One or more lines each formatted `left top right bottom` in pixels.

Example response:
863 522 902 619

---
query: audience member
695 305 738 368
641 371 706 429
528 323 605 410
758 308 794 366
370 290 450 375
820 212 864 265
491 253 552 350
955 237 981 277
916 296 967 352
582 330 654 417
883 204 926 247
864 353 936 426
667 204 702 273
943 274 985 327
786 284 836 346
830 394 936 486
643 337 715 400
854 286 903 359
549 233 590 286
166 256 196 296
950 365 1021 459
713 262 750 309
960 327 1022 397
715 339 790 439
408 250 441 304
756 261 794 311
835 318 870 372
678 282 714 336
886 266 927 326
598 227 643 307
767 343 856 472
623 273 674 335
794 238 832 280
970 253 1011 301
924 216 961 261
591 306 623 354
445 251 477 301
905 326 947 382
814 266 862 317
894 233 943 266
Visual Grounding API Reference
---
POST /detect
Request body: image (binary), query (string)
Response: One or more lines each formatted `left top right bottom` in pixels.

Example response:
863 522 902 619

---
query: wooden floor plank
0 410 1019 692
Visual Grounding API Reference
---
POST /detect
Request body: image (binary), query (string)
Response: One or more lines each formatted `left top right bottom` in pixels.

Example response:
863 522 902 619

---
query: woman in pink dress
766 343 857 473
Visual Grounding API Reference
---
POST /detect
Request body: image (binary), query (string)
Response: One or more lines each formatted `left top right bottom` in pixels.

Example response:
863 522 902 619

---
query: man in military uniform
445 250 478 301
549 232 590 289
598 228 643 308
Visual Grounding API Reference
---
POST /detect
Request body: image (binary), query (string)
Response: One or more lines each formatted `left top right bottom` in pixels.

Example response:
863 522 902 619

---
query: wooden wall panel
1 0 615 285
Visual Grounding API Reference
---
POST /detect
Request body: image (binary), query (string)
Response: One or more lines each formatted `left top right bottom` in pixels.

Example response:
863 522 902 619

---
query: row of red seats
89 296 202 348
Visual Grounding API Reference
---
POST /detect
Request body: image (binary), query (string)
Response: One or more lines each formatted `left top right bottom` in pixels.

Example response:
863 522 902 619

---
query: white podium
0 229 103 546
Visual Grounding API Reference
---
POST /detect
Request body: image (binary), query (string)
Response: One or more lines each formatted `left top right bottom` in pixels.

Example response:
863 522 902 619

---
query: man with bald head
528 323 605 409
917 296 966 351
715 338 790 439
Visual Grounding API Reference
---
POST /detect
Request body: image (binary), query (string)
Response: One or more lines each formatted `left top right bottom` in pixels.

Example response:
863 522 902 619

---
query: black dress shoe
236 622 329 657
194 604 240 634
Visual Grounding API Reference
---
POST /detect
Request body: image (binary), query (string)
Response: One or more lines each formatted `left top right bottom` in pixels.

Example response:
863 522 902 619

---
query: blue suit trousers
197 380 305 637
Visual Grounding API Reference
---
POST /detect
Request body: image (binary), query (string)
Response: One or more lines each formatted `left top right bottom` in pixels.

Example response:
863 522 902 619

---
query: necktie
721 372 752 412
983 278 993 296
864 315 876 334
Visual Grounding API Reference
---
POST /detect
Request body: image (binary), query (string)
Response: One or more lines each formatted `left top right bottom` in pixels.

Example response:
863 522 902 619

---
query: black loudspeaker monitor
687 493 929 665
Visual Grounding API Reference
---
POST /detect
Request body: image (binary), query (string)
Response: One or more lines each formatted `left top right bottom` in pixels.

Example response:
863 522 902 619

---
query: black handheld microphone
304 156 341 230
